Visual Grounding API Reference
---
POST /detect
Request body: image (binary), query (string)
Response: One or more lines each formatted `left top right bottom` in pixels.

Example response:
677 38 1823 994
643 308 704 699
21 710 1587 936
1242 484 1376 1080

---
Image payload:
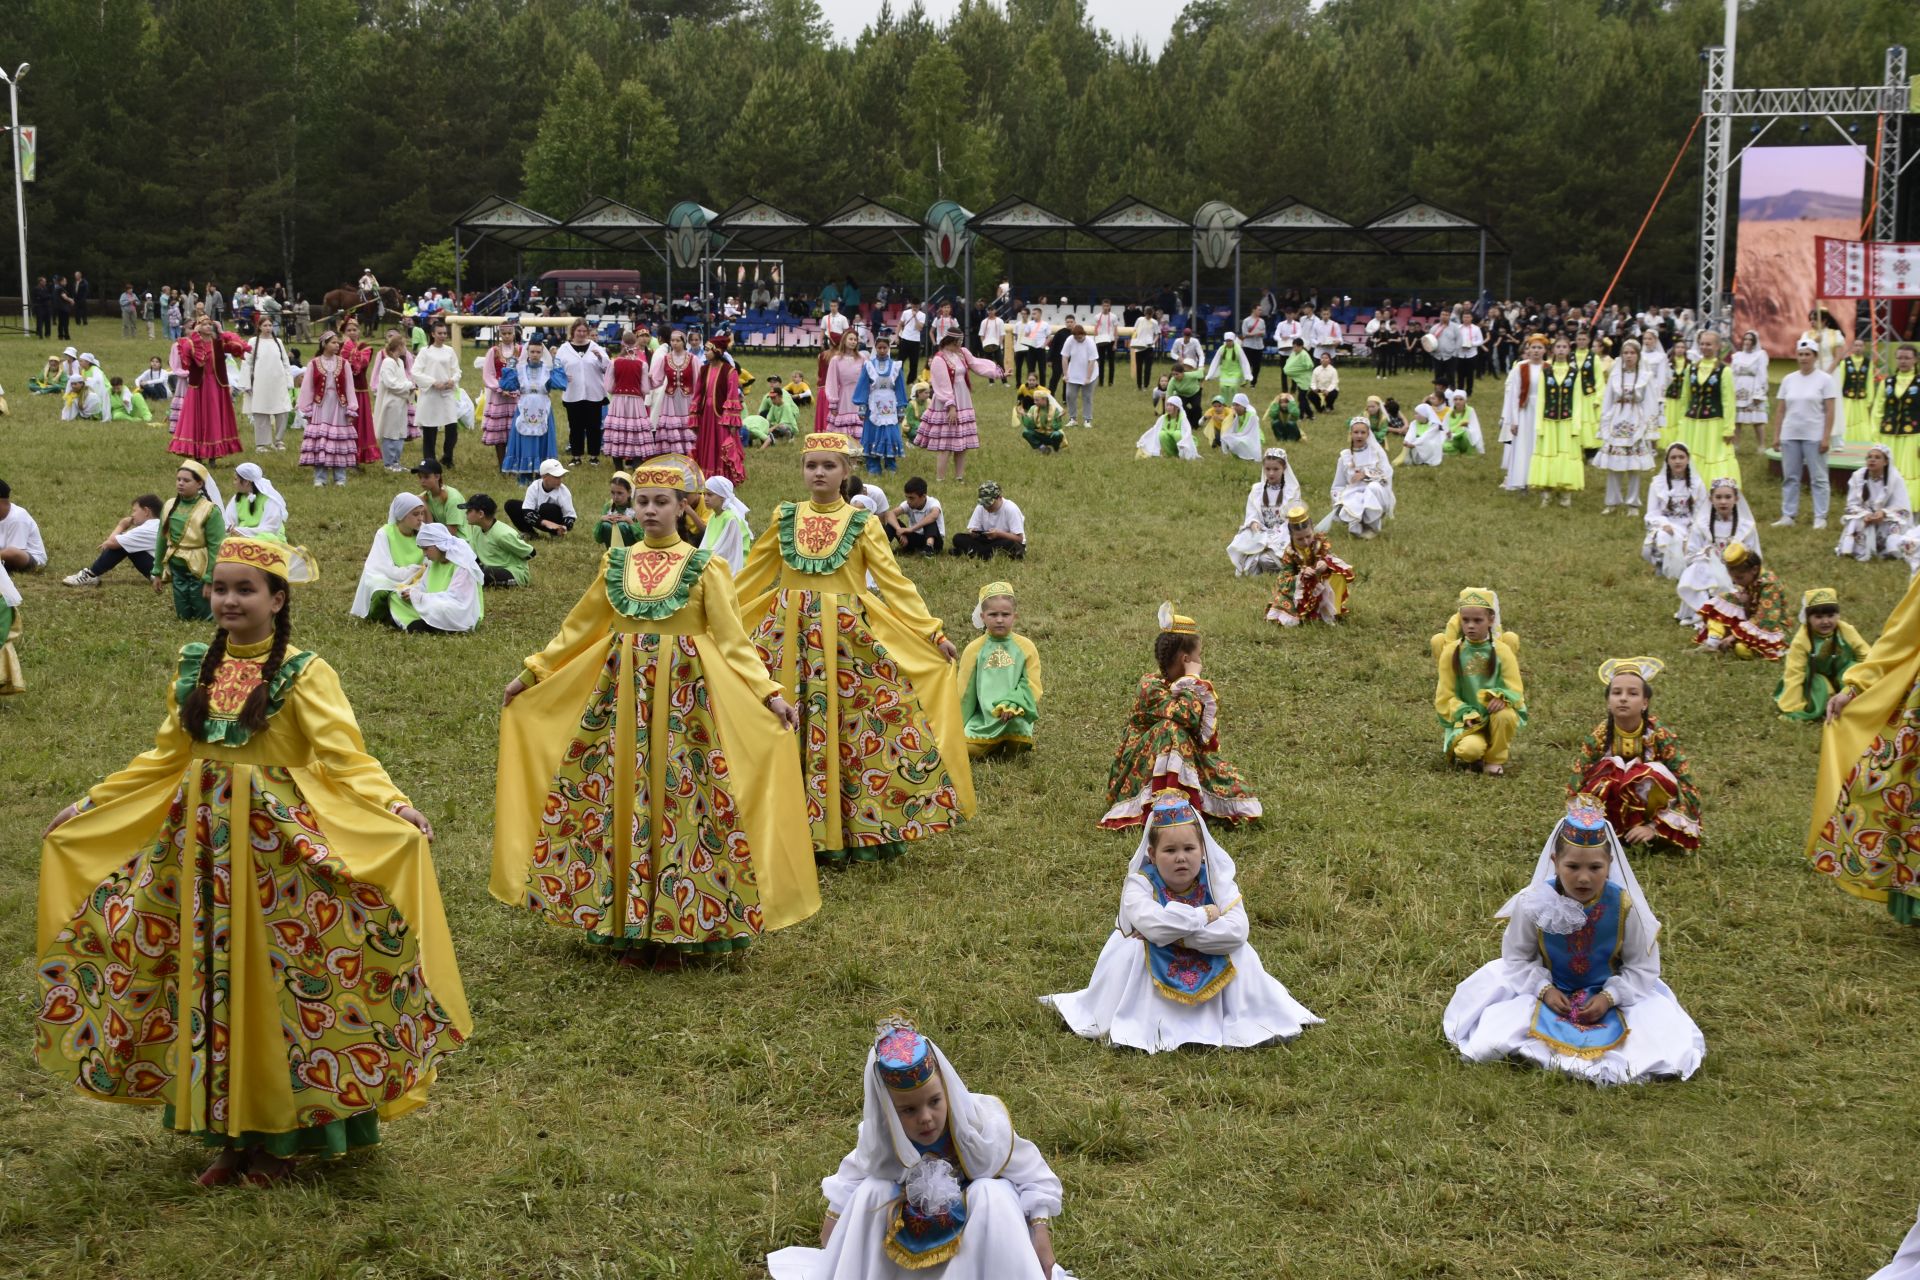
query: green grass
0 332 1914 1279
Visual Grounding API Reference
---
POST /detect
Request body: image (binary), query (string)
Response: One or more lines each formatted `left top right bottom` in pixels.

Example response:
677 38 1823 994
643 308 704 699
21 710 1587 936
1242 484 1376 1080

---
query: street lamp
0 63 28 337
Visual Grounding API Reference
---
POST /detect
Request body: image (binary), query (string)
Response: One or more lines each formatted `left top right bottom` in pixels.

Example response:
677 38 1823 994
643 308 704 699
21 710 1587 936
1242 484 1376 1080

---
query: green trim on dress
162 1104 380 1158
602 545 710 620
817 839 909 866
776 502 870 574
172 644 316 746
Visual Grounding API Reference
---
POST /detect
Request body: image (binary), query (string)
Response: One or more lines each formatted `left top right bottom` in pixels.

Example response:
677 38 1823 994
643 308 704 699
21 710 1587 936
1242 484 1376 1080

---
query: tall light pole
0 63 28 337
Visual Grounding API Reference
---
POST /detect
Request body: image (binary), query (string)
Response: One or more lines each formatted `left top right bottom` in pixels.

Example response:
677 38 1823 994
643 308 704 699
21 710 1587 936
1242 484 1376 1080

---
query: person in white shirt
1092 300 1119 386
977 310 1008 384
895 298 928 383
818 298 851 354
1171 327 1204 370
1130 306 1161 389
1769 337 1839 529
242 317 297 452
1239 305 1268 386
1456 311 1484 395
0 481 47 572
411 319 463 468
509 458 577 536
63 493 165 586
929 300 960 350
1016 308 1050 386
887 475 945 555
951 481 1026 561
554 319 612 466
1059 323 1101 429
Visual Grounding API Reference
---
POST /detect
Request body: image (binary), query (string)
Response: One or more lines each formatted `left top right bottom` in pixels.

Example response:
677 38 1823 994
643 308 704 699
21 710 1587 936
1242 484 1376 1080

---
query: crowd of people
15 258 1920 1276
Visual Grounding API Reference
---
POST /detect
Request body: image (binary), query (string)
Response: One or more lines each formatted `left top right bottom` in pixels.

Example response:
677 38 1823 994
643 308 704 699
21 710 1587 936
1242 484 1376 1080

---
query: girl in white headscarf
767 1019 1069 1280
1218 391 1264 461
1837 444 1913 562
1596 338 1659 513
1326 416 1395 537
224 461 288 539
376 523 482 634
698 474 753 574
1226 448 1302 575
1643 443 1706 579
1675 477 1757 625
1041 789 1319 1053
1730 330 1770 452
1442 797 1705 1085
1402 402 1447 467
1135 395 1199 460
350 492 427 619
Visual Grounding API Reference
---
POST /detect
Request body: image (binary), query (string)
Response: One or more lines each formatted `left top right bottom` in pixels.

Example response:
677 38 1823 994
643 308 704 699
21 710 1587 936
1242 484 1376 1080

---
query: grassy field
1 329 1916 1280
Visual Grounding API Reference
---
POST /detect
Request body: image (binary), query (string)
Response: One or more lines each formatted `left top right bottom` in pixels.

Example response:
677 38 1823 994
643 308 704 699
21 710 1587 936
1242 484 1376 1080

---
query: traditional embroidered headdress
1597 656 1665 685
1263 447 1288 463
639 452 704 494
1148 788 1199 830
215 536 319 584
1457 587 1498 612
874 1016 936 1092
971 580 1015 630
1157 601 1198 636
1802 586 1838 612
802 431 857 455
1561 794 1612 847
1285 504 1311 525
1722 540 1758 569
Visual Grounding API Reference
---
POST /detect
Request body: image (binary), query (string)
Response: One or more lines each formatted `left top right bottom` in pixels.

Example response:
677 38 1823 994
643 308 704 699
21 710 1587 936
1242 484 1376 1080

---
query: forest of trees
5 0 1917 304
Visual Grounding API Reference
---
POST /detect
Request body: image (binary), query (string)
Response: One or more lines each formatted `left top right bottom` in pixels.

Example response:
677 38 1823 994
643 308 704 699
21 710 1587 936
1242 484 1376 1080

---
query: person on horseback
359 267 382 318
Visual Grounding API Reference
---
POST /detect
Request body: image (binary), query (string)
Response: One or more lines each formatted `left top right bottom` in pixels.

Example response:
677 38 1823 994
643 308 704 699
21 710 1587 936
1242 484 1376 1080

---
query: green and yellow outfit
1432 622 1526 767
1775 621 1870 721
0 577 21 695
110 390 154 422
1573 348 1605 450
226 494 281 542
1839 355 1877 444
1880 369 1920 482
152 494 225 621
1677 358 1740 486
1527 361 1585 492
900 397 924 444
469 519 535 587
34 638 471 1156
1662 357 1688 440
958 632 1042 757
1014 397 1065 451
595 503 639 547
1268 393 1302 442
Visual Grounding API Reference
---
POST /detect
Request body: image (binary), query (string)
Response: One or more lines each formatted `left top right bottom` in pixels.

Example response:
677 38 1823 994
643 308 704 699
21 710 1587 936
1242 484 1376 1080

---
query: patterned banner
1815 236 1920 298
16 126 32 182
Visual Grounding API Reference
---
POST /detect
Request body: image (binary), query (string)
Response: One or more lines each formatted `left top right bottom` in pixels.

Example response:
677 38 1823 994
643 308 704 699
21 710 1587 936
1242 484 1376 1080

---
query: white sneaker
1559 492 1573 507
1065 419 1078 429
1814 518 1828 530
62 567 99 587
1771 516 1795 527
1083 420 1094 429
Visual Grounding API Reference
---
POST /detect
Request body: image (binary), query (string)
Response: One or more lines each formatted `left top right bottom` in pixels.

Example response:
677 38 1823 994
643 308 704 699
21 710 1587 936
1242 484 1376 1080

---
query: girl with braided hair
34 537 470 1187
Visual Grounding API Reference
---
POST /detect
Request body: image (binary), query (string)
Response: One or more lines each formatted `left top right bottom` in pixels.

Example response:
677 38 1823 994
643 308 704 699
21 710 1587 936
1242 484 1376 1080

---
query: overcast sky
823 0 1179 52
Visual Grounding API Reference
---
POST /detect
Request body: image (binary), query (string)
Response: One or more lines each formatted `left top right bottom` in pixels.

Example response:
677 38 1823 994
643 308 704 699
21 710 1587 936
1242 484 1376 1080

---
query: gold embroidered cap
1722 540 1758 569
1597 656 1665 685
629 465 689 491
1284 504 1311 524
1157 601 1199 636
638 452 704 494
1457 587 1499 612
215 536 319 585
971 580 1016 629
802 432 858 455
1802 587 1839 612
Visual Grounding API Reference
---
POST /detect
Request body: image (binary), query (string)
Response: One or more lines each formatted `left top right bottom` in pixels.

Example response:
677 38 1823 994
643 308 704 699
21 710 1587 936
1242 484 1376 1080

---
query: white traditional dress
1328 434 1396 535
1219 393 1264 461
1675 482 1757 624
1226 462 1302 576
1442 806 1705 1086
1040 799 1319 1053
1498 357 1546 490
1135 398 1199 460
768 1030 1065 1280
350 493 427 618
1403 403 1447 466
1597 359 1660 473
1731 339 1770 425
1642 461 1707 578
1837 452 1913 562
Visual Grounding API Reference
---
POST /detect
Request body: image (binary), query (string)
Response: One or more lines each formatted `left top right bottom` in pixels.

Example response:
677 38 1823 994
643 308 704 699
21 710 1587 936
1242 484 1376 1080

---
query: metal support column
1476 229 1486 298
1872 45 1908 344
1189 243 1197 335
1232 243 1241 327
962 242 972 347
453 228 462 302
1697 44 1732 332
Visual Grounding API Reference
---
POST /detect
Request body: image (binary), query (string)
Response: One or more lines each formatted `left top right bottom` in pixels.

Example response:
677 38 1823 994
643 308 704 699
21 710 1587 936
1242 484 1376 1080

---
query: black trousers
56 311 70 339
480 564 518 587
506 498 570 535
949 532 1024 560
88 545 155 579
1014 349 1038 382
897 526 943 554
1311 388 1340 414
564 399 604 460
1182 394 1202 434
898 338 922 384
1459 355 1478 396
1097 342 1116 385
421 423 459 466
33 308 49 339
1047 350 1064 393
1134 349 1155 389
1244 348 1263 385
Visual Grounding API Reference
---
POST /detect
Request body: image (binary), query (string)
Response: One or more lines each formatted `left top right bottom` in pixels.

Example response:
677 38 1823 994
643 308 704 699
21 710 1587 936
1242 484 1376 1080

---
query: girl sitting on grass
1775 588 1871 721
1567 657 1700 852
1432 587 1525 776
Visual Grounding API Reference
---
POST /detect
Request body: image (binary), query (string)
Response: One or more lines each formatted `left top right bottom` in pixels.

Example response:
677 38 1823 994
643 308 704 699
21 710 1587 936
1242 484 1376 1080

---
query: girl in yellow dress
734 432 975 864
35 537 469 1186
1529 336 1585 506
491 460 819 965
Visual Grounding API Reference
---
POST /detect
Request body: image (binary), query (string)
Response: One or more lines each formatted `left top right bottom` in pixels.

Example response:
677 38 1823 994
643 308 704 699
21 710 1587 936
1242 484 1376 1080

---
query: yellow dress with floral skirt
490 533 819 951
34 640 470 1156
734 498 975 863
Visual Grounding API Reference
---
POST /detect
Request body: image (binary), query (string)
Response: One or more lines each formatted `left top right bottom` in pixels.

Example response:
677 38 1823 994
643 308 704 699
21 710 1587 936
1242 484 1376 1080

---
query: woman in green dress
150 460 226 621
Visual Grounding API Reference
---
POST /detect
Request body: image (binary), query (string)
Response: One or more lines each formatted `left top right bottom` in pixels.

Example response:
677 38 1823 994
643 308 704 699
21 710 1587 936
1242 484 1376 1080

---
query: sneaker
1083 419 1094 429
275 441 287 451
1539 493 1552 507
1602 505 1617 516
1065 419 1078 430
62 567 99 587
1814 518 1828 530
1559 492 1573 507
256 446 271 453
1038 444 1054 455
1771 516 1795 527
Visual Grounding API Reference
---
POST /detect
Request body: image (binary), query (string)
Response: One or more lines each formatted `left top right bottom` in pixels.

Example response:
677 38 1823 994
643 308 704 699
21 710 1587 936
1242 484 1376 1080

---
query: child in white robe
1219 392 1264 461
1836 445 1913 562
1643 443 1706 579
1040 788 1319 1053
350 492 428 618
1226 448 1301 575
1442 795 1706 1086
768 1020 1071 1280
1675 477 1756 625
1401 402 1447 467
1325 416 1395 538
1135 395 1199 460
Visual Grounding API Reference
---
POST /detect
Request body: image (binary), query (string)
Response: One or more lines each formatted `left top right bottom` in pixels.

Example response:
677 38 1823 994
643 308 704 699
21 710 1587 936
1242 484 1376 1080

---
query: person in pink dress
340 316 379 466
822 328 865 436
649 329 699 455
480 320 523 471
691 333 746 485
600 328 654 468
168 314 251 464
164 338 190 438
921 331 1004 482
296 331 361 486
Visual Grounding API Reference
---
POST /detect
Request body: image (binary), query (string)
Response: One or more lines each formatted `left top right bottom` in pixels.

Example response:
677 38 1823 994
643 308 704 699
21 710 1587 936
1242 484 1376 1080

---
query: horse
321 285 404 329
